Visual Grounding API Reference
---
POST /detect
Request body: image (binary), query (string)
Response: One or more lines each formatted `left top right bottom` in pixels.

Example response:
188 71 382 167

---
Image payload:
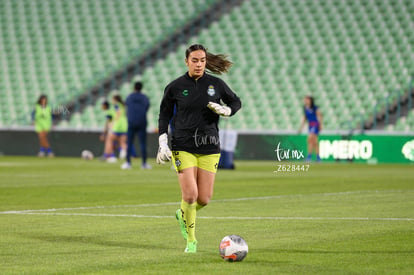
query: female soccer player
100 100 114 159
100 100 113 142
104 95 128 162
34 95 54 157
157 44 241 253
298 95 323 162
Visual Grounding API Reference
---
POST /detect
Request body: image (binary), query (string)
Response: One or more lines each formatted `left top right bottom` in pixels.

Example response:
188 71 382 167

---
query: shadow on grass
18 232 174 251
260 248 414 255
190 250 289 266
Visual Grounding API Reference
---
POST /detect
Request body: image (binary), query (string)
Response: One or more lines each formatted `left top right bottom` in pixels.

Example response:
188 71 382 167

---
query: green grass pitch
0 156 413 274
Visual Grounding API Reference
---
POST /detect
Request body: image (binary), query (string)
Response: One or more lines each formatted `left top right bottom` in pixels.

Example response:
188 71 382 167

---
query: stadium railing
358 77 414 131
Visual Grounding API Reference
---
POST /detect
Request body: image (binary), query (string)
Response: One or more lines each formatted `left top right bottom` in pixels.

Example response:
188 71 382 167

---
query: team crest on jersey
207 85 215 96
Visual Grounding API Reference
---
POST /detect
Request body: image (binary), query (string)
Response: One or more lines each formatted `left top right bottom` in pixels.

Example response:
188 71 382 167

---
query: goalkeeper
158 44 241 253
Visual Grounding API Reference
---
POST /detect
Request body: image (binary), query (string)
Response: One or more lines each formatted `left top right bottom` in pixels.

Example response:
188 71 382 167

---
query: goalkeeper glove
156 133 172 164
207 102 231 117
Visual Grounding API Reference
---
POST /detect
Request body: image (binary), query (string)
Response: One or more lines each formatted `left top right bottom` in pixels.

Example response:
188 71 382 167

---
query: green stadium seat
2 0 412 130
1 0 220 127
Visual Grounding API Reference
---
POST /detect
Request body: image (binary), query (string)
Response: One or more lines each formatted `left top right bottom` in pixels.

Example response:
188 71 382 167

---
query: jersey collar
185 72 206 81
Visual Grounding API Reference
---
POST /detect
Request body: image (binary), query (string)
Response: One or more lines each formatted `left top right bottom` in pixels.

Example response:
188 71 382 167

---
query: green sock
196 202 206 211
181 200 197 242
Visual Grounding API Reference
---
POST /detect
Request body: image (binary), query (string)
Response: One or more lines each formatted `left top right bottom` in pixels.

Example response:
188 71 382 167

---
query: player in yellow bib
33 95 54 157
104 95 128 162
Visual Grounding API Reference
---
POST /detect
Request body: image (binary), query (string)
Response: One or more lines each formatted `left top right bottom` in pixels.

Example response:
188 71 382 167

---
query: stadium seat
0 0 219 126
1 0 412 131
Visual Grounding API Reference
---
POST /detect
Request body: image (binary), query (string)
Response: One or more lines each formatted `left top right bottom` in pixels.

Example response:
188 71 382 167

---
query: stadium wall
1 128 413 163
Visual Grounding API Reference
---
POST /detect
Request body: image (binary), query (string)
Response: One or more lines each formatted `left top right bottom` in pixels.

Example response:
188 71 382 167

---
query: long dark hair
112 95 124 106
37 94 48 105
102 100 110 109
305 95 315 110
185 44 232 74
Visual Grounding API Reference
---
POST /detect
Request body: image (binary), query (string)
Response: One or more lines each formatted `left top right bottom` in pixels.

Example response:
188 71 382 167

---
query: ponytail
305 95 316 111
206 52 233 74
185 44 233 75
37 94 47 105
113 95 125 106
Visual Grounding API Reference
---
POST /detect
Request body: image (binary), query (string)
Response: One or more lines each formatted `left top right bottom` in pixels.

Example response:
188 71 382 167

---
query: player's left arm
316 109 323 130
217 80 242 116
101 118 110 141
298 115 306 134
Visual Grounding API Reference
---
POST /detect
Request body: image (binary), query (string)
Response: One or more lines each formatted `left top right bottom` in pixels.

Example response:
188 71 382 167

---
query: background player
100 100 114 159
100 100 113 142
298 95 323 162
157 44 241 253
104 95 128 163
121 82 151 170
33 94 54 157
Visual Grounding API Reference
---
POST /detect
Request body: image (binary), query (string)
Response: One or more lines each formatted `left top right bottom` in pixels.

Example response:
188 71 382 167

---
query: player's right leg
104 133 117 162
37 132 45 157
122 126 135 169
175 208 187 241
43 131 54 157
306 134 314 162
173 151 198 252
37 131 53 157
177 167 198 249
137 127 150 169
313 134 321 162
178 168 198 252
118 134 127 159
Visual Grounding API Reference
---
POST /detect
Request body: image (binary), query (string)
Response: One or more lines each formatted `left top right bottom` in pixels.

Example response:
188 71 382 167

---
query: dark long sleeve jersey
126 92 150 127
158 72 241 154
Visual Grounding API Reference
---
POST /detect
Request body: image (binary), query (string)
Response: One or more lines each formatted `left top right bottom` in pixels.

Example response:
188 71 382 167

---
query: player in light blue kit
298 96 323 162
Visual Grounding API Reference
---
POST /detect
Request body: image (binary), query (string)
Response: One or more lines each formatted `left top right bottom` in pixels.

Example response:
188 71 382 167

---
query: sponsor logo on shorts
175 159 181 167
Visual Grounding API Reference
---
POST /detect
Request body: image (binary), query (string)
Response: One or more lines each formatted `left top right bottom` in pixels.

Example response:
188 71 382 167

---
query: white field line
6 212 414 221
0 202 180 214
0 189 412 215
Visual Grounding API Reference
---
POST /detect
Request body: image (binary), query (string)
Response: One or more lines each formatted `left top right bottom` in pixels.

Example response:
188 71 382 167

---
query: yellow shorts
35 124 51 133
172 151 221 174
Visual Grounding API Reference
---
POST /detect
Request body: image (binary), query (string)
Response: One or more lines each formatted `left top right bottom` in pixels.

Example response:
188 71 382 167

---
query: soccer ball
219 235 248 262
81 150 94 160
